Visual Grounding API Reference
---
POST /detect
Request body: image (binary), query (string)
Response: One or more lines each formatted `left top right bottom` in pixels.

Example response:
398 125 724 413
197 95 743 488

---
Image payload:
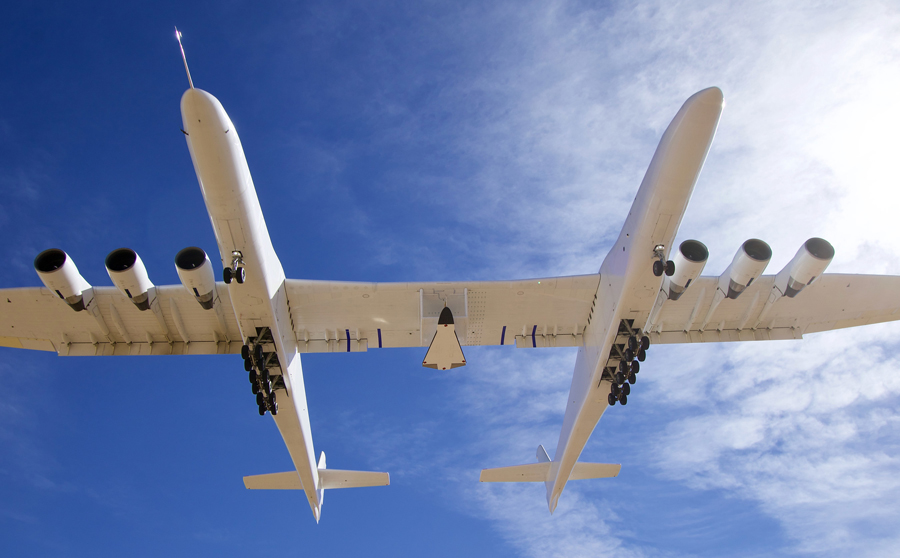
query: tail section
479 445 620 512
243 451 389 522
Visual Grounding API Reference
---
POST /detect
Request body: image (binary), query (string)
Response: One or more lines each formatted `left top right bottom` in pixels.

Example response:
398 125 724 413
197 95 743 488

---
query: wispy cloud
335 0 900 555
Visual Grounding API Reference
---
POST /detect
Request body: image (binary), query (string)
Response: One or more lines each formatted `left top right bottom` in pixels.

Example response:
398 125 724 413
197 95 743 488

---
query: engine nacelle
105 248 155 311
667 240 708 301
175 247 217 310
775 237 834 298
719 238 772 299
34 248 93 312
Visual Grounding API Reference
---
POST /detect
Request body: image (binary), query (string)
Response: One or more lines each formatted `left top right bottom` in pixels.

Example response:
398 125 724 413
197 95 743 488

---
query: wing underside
634 274 900 344
3 273 898 356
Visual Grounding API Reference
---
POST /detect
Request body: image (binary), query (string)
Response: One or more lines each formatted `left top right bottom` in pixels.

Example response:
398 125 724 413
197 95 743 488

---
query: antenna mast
175 27 194 89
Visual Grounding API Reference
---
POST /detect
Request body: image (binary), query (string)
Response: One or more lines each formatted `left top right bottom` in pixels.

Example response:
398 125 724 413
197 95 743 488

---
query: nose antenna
175 27 194 89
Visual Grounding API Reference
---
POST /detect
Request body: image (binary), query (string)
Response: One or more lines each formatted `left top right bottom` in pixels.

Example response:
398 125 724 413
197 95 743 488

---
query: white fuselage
547 87 723 512
180 89 322 520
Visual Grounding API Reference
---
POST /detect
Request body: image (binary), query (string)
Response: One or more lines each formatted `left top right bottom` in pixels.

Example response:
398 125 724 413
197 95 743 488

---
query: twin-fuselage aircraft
3 38 900 522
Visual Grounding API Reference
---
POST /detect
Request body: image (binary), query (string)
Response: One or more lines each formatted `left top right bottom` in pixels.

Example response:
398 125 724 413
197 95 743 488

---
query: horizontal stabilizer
480 462 550 482
480 461 620 483
244 471 302 490
243 469 390 490
320 469 390 489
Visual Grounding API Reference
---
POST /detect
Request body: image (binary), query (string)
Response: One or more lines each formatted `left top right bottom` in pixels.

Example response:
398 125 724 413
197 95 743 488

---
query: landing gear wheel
653 260 664 277
637 348 646 362
615 371 625 385
610 383 620 397
628 371 637 384
258 404 266 416
270 402 278 416
244 358 253 372
622 383 631 396
241 345 250 360
251 382 259 395
625 348 635 362
235 267 246 284
665 260 675 276
608 393 617 406
640 335 650 351
618 360 629 374
248 370 257 384
618 392 628 405
630 360 640 374
254 343 264 363
223 267 233 284
256 392 264 406
628 336 638 352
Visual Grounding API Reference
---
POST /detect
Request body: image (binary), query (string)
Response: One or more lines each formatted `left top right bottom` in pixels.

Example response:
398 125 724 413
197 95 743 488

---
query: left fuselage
180 88 322 520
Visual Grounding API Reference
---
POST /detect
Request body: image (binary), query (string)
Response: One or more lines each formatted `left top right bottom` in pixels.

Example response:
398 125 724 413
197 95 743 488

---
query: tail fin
243 452 389 521
479 444 620 483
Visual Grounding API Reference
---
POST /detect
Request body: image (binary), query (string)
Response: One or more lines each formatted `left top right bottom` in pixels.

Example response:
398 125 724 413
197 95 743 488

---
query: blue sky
2 1 900 556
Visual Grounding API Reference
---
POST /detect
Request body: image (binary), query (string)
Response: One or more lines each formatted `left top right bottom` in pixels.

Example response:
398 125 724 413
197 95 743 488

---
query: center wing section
285 275 601 353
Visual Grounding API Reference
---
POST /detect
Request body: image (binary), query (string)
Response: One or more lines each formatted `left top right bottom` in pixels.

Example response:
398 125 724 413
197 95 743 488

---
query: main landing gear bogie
608 328 652 407
244 335 279 417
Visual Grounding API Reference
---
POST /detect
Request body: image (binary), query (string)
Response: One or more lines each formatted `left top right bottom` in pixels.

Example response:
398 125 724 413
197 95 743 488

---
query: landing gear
224 251 246 285
608 321 653 409
628 336 638 352
244 333 281 416
652 244 675 277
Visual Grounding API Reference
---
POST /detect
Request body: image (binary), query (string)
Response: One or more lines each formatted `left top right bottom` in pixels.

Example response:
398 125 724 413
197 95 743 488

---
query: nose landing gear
223 251 246 284
652 244 675 277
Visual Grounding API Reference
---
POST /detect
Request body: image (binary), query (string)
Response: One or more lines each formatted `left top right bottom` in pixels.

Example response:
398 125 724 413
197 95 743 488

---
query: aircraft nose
180 88 233 134
690 86 724 108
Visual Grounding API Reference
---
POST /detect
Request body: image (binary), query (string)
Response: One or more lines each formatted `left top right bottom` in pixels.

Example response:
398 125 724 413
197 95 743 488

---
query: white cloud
383 0 900 555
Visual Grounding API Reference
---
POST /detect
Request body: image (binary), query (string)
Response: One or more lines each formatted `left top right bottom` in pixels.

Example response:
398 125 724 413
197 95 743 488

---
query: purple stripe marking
532 325 537 348
377 328 382 348
500 326 506 345
346 329 351 352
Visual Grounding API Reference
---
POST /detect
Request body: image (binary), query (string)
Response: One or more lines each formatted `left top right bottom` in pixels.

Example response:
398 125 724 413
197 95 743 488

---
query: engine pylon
422 307 467 370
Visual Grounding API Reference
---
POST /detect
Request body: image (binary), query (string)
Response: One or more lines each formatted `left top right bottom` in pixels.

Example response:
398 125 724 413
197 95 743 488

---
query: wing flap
644 273 900 344
0 285 242 355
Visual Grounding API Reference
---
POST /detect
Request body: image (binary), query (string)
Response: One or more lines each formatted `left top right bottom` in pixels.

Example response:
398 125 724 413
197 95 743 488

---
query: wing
285 275 600 353
641 274 900 344
0 285 241 355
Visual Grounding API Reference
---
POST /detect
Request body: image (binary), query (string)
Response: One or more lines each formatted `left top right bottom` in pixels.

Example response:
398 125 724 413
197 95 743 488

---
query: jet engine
34 248 93 312
719 239 772 299
175 247 217 310
667 240 708 301
775 237 834 298
105 248 155 311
